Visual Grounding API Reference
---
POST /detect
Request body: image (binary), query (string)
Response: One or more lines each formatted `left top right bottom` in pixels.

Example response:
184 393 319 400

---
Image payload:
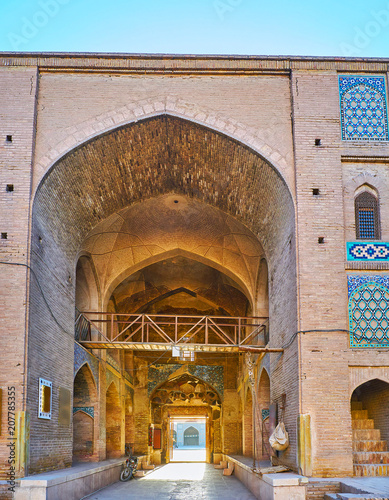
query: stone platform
13 458 134 500
223 455 308 499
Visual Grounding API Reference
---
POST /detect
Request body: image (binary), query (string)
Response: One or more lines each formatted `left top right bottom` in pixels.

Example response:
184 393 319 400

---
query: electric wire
0 260 352 373
0 260 72 337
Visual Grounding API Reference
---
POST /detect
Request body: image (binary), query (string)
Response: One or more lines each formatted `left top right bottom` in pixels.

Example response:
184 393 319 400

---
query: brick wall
1 54 389 479
306 480 341 499
0 66 37 481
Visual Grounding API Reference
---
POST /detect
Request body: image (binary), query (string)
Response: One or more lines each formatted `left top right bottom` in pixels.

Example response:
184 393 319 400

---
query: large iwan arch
27 113 297 472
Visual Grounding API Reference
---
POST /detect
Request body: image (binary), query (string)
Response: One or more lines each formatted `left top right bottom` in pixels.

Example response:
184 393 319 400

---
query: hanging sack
269 422 289 451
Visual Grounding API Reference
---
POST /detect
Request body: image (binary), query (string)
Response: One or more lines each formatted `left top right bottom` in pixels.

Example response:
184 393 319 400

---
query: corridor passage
83 462 256 500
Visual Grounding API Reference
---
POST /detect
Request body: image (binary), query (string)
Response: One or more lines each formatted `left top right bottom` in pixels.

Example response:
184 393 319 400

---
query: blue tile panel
148 364 224 399
348 275 389 348
339 75 388 141
74 342 99 384
73 406 94 418
347 242 389 261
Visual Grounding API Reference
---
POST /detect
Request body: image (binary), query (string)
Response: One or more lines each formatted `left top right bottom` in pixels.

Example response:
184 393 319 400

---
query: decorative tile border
73 406 94 418
347 242 389 261
261 408 270 420
348 274 389 295
74 342 99 384
339 75 389 142
348 275 389 348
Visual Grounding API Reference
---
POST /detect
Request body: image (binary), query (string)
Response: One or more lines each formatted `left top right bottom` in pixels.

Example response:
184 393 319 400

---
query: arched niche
73 364 97 461
184 426 200 446
75 255 100 312
257 368 271 460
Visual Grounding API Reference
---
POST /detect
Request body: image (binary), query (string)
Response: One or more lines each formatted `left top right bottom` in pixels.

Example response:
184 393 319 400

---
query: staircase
352 400 389 476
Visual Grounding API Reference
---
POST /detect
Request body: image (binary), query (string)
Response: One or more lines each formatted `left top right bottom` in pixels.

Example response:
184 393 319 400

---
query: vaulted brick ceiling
33 115 295 290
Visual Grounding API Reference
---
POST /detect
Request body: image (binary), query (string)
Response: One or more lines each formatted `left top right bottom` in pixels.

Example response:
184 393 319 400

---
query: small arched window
355 191 380 240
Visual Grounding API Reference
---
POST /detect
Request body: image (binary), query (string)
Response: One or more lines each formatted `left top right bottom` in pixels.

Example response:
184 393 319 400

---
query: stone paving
83 462 257 500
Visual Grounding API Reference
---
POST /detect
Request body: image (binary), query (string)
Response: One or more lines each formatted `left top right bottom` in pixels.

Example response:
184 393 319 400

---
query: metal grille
355 192 380 240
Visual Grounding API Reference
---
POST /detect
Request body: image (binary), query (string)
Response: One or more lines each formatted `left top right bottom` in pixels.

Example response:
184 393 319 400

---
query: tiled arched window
355 191 380 240
339 75 389 141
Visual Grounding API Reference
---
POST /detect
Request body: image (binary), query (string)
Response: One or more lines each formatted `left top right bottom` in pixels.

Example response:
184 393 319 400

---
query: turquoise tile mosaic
347 242 389 261
348 275 389 348
261 408 270 420
148 364 224 398
74 342 99 384
339 75 388 141
73 406 94 418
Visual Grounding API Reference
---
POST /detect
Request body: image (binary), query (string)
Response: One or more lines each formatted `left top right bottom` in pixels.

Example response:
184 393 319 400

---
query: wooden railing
75 312 269 348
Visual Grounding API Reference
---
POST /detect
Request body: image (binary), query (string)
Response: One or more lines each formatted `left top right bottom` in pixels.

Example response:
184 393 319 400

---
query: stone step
353 463 389 476
351 410 368 420
353 440 388 452
353 429 381 441
214 461 228 469
353 451 389 464
351 401 364 411
323 494 338 500
351 419 375 430
223 462 234 476
337 495 387 499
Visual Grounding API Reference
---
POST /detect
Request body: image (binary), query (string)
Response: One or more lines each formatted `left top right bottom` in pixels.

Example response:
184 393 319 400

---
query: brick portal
1 54 389 499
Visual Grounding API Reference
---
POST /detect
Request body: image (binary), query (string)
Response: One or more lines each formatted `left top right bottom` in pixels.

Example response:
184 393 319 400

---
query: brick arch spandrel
33 98 292 196
344 172 387 198
349 368 389 398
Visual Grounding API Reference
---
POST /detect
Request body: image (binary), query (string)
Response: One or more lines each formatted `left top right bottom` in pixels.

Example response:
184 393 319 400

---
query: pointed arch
354 186 381 240
75 254 101 312
74 363 97 403
73 363 97 462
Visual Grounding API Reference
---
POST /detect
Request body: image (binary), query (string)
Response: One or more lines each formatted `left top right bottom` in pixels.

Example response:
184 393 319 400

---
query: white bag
269 422 289 451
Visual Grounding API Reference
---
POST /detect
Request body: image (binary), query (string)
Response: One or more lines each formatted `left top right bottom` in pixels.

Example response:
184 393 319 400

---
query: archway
351 379 389 476
73 364 97 462
151 373 220 463
28 113 297 472
184 426 200 446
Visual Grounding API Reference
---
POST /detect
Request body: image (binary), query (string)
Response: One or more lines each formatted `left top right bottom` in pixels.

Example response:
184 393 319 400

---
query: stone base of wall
13 459 125 500
223 454 308 500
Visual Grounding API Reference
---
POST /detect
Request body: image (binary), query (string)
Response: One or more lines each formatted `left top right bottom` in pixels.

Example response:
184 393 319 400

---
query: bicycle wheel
120 467 133 481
